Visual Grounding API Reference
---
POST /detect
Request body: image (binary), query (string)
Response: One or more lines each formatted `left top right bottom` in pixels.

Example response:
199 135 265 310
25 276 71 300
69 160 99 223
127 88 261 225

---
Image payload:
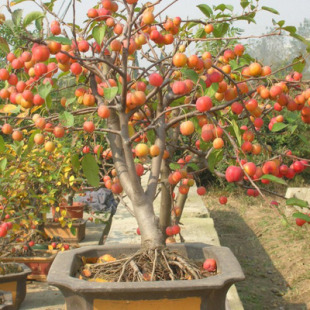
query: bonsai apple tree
0 0 310 274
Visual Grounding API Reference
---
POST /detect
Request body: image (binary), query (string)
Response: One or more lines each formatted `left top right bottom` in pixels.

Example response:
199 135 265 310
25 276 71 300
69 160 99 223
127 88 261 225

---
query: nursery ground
203 189 310 310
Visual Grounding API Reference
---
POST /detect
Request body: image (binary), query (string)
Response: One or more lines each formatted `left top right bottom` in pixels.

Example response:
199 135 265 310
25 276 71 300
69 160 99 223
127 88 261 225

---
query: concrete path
20 178 243 310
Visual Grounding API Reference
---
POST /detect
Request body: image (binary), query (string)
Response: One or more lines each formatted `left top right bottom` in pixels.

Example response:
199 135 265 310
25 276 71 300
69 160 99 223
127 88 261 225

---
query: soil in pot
0 263 23 276
77 248 217 282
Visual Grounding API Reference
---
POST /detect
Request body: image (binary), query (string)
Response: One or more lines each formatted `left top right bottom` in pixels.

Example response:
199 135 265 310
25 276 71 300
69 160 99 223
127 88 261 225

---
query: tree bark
107 108 165 249
159 161 171 235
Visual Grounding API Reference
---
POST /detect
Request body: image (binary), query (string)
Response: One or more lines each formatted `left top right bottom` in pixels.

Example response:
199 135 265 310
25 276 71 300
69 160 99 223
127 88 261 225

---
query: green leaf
22 129 40 157
290 125 298 134
0 136 5 152
271 123 288 132
195 28 206 39
35 18 43 31
187 163 199 171
197 4 212 18
289 33 310 49
261 6 279 15
104 87 118 101
23 11 45 28
282 26 296 34
261 174 287 185
64 97 76 106
205 83 218 97
45 95 52 109
199 79 207 92
215 4 233 12
231 119 242 146
70 226 76 236
59 111 74 127
207 149 223 173
299 134 310 145
180 69 199 83
236 15 256 24
213 22 230 38
240 1 250 9
11 0 29 3
12 9 23 26
169 163 181 171
186 22 198 30
146 130 155 144
293 62 305 73
44 0 57 11
277 20 285 27
286 112 298 123
0 158 7 172
199 139 209 151
92 25 106 45
292 56 306 73
71 154 80 173
46 36 72 45
286 198 309 209
82 154 100 187
0 37 10 54
292 212 310 222
38 83 52 99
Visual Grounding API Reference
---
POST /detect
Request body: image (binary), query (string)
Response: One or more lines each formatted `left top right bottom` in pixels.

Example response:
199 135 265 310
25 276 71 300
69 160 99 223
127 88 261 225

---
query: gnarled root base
78 248 215 282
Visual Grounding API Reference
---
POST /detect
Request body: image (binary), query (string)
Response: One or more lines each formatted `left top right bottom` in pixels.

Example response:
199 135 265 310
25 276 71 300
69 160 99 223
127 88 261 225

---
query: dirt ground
203 189 310 310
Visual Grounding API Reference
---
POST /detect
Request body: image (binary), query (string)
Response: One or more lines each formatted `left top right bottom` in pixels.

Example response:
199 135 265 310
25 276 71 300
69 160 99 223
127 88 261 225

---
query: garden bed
203 190 310 309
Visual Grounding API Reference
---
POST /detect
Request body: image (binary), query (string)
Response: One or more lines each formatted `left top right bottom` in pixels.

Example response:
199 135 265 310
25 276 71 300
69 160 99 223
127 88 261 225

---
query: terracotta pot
0 250 57 282
44 219 86 243
52 202 86 219
0 290 13 310
0 263 31 310
48 243 245 310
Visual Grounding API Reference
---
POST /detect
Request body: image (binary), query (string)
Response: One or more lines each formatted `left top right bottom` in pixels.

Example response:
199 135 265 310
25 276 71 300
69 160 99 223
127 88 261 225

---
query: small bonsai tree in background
0 143 84 254
0 0 310 279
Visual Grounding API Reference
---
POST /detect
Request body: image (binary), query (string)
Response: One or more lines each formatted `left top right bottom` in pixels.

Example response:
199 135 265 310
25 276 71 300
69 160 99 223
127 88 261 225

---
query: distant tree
248 19 310 77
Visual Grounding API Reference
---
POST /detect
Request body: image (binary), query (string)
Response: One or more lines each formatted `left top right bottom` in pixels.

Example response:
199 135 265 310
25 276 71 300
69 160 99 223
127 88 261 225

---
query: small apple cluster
0 221 13 238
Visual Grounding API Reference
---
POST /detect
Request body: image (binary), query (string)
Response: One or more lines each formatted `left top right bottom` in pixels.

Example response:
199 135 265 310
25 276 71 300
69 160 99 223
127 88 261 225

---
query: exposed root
78 248 215 282
150 249 158 281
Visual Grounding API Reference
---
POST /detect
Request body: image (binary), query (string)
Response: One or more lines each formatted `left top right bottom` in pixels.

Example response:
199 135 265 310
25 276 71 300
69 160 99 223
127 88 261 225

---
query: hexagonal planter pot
0 263 31 310
0 290 13 310
0 250 57 282
48 243 245 310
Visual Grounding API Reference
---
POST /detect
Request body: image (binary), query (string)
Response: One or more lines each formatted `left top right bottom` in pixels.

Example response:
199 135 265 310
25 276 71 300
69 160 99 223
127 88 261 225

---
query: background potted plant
0 0 310 308
0 144 80 279
0 262 31 309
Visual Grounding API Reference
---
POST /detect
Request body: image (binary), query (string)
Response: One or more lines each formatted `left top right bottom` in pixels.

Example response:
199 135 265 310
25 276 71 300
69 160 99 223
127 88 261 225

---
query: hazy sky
3 0 310 36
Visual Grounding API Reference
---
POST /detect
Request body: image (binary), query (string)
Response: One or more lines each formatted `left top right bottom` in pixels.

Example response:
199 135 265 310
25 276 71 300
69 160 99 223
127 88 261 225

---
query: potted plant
0 148 79 279
0 290 13 310
0 262 31 309
0 146 86 245
1 0 310 309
